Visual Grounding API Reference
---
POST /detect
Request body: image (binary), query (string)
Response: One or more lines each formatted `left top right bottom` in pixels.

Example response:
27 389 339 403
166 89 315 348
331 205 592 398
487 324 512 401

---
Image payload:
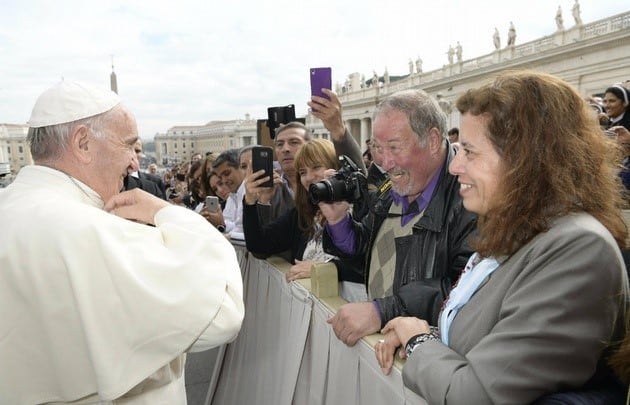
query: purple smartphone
310 67 332 100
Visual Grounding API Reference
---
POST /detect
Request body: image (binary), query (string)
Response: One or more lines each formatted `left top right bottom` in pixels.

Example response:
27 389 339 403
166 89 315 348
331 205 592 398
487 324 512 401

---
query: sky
0 0 628 139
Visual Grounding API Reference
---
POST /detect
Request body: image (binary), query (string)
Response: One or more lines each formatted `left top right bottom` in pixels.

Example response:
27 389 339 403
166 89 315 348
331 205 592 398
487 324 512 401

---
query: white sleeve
153 206 245 352
222 194 237 233
189 281 244 351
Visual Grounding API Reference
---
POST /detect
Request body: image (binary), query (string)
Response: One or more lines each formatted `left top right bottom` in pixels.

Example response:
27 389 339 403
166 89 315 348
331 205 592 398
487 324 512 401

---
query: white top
223 182 246 240
0 165 244 404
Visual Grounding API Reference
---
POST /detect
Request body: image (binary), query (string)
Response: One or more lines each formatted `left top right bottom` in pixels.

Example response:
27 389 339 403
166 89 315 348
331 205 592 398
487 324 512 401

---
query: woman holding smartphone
242 138 365 302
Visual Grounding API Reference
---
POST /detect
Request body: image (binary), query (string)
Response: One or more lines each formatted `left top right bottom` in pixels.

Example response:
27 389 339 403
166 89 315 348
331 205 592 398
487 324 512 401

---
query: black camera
266 104 296 139
309 155 367 204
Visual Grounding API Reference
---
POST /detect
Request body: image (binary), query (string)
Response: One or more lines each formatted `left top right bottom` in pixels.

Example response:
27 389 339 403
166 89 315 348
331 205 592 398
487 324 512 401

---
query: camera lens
309 181 332 205
309 178 349 204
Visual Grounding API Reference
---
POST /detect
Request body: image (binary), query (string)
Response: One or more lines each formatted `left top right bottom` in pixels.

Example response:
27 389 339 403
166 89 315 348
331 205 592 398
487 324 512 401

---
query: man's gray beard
390 173 413 196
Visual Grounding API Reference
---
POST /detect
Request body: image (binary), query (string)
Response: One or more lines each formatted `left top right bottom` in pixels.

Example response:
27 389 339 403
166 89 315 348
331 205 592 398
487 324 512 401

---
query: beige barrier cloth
207 246 427 405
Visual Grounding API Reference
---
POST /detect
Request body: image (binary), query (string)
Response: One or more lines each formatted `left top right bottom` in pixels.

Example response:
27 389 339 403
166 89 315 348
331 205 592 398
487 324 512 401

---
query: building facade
0 124 31 178
153 115 258 166
155 10 629 160
330 10 630 148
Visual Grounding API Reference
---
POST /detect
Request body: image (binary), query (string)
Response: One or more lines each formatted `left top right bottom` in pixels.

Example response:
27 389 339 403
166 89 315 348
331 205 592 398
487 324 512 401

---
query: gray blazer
403 213 628 405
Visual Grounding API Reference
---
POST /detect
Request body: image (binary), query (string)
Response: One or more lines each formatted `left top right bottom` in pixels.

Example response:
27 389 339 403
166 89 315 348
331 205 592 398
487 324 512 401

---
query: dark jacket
324 143 477 326
252 183 295 262
606 110 630 131
141 172 167 199
243 204 363 283
256 181 295 226
124 174 165 200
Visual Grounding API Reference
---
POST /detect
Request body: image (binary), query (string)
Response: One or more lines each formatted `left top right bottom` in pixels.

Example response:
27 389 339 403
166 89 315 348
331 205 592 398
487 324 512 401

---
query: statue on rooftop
415 57 423 74
555 6 565 31
572 0 582 25
507 22 516 46
493 28 501 50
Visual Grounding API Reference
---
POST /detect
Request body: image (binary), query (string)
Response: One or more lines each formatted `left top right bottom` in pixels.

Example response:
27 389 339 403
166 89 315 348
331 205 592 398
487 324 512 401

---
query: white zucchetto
28 81 121 128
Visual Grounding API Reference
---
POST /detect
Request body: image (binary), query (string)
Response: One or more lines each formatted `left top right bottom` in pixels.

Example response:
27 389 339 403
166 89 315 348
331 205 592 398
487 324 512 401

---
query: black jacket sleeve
375 278 450 327
243 204 297 260
322 215 371 283
330 258 364 283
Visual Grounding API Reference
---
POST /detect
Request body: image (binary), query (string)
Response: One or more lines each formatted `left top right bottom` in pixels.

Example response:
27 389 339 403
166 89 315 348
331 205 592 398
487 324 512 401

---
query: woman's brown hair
199 153 219 198
293 138 340 238
456 70 627 257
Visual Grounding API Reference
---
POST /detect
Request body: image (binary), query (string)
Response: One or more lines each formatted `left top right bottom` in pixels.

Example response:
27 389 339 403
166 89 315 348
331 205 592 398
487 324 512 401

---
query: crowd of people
2 73 630 404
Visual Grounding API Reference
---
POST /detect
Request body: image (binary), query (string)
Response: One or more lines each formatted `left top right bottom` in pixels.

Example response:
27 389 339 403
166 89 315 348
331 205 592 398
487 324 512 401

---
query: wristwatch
404 330 440 358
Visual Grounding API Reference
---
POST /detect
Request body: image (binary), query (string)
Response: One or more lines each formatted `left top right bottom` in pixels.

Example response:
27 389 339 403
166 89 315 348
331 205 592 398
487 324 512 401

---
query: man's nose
379 152 395 171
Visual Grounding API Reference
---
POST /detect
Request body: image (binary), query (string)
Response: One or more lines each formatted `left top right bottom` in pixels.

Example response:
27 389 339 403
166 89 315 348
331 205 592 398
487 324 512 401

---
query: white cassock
0 165 244 404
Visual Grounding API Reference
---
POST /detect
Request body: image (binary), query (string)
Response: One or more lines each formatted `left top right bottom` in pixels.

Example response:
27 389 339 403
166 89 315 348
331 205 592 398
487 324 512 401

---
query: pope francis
0 81 244 404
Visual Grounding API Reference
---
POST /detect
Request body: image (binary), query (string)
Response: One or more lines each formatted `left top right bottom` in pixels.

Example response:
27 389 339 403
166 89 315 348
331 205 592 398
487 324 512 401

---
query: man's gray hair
373 89 447 147
27 104 122 161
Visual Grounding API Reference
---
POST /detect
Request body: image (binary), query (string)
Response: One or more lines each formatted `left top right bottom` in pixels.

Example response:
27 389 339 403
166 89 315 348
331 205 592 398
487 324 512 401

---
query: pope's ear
69 125 93 163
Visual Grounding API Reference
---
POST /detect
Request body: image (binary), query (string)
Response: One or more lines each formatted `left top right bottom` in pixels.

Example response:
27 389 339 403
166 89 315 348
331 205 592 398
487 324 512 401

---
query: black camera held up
309 155 367 205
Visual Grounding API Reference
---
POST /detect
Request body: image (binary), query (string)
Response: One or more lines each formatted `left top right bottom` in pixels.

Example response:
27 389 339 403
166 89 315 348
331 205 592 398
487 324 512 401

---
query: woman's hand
317 168 351 224
286 259 315 282
375 316 435 375
318 201 351 225
244 167 279 205
257 171 282 204
199 206 225 229
380 317 431 359
374 330 403 375
377 316 432 376
243 169 265 205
